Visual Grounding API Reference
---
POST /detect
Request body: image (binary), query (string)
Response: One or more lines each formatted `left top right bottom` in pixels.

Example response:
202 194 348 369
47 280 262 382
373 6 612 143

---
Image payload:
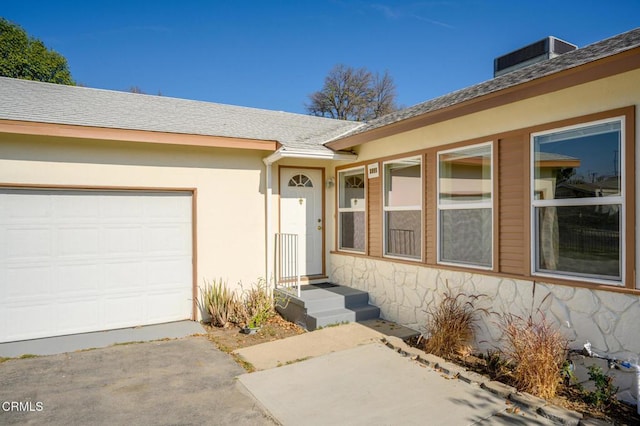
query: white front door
280 168 323 276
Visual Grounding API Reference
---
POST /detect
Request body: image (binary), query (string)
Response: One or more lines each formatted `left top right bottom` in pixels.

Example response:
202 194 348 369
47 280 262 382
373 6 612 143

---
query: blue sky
3 1 639 114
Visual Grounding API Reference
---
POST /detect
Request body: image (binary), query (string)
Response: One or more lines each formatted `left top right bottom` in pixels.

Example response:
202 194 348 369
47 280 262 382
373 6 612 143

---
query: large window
532 119 623 283
438 143 493 267
383 157 422 259
338 167 366 252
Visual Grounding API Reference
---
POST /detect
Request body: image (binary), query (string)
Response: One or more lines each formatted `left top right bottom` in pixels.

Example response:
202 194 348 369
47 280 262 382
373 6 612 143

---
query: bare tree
306 64 398 121
370 71 398 118
127 86 163 96
128 86 144 94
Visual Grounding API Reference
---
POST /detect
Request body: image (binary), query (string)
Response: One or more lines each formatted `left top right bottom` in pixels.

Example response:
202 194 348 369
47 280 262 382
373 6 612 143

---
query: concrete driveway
0 336 275 425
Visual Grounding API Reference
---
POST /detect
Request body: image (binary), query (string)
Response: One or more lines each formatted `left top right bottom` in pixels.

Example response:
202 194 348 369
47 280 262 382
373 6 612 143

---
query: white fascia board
263 148 357 165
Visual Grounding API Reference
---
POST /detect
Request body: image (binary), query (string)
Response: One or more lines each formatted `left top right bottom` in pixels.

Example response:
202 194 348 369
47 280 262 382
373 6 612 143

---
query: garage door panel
0 189 193 343
102 261 145 290
105 226 143 255
6 227 52 259
146 225 191 254
99 195 144 220
147 259 191 286
6 265 53 297
55 263 101 294
147 291 191 322
103 295 146 328
56 300 101 334
58 227 100 257
5 302 51 341
55 195 100 219
4 191 51 220
143 195 191 219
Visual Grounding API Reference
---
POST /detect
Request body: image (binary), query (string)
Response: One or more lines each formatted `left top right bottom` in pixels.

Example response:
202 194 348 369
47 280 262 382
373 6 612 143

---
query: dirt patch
204 314 305 354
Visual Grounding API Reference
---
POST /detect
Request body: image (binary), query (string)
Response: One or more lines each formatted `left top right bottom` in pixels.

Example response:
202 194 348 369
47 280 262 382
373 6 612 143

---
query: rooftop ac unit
494 36 577 77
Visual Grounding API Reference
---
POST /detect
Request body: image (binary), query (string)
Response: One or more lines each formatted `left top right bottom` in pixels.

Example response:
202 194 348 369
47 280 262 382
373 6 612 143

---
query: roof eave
263 148 357 165
326 46 640 151
0 119 279 151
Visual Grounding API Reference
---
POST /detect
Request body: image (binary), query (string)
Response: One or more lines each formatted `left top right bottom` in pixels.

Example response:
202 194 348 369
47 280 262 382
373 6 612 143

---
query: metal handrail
274 233 301 297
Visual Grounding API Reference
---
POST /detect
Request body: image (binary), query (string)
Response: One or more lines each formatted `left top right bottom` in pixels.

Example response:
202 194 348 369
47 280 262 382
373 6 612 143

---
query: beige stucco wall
353 68 640 161
0 134 269 297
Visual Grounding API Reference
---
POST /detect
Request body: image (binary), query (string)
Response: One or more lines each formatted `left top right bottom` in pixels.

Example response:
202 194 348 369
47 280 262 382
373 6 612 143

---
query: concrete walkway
234 322 383 370
235 323 563 425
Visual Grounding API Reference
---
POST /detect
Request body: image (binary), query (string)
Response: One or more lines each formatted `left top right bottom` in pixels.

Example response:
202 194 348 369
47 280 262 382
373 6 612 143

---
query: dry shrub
240 279 275 327
424 287 487 359
500 312 568 399
199 279 242 327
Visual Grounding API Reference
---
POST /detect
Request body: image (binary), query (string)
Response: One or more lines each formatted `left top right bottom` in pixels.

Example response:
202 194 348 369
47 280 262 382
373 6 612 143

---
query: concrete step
300 290 345 312
315 286 371 309
307 308 356 330
275 284 381 331
350 304 381 322
307 305 381 331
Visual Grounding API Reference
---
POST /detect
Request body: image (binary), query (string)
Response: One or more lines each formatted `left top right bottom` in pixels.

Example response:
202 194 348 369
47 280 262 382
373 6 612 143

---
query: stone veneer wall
330 253 640 404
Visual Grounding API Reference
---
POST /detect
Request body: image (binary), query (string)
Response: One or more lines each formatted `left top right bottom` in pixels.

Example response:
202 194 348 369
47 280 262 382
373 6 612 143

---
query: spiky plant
200 279 241 328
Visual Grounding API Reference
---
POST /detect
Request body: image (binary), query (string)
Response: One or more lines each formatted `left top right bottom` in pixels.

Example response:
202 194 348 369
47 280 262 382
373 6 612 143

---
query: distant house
1 26 639 399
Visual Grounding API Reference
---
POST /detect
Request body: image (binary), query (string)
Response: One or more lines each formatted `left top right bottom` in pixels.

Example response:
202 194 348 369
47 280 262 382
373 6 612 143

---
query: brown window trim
435 140 496 270
527 106 635 290
333 106 636 293
335 164 368 255
380 155 424 262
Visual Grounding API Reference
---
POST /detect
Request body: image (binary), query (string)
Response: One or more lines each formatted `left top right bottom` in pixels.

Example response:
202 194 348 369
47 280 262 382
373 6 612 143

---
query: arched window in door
288 174 313 188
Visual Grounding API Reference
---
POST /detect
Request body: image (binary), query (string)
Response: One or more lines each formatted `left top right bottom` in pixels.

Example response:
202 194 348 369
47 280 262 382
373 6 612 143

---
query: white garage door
0 189 193 343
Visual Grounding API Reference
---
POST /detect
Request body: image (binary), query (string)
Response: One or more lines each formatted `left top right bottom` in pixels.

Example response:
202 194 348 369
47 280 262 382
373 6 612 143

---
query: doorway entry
279 168 324 276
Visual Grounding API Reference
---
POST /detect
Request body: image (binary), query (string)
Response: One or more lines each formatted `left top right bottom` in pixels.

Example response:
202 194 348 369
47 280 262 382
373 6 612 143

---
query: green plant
423 285 487 359
199 279 242 328
585 365 618 409
499 312 568 399
484 350 513 383
561 360 579 387
242 279 274 328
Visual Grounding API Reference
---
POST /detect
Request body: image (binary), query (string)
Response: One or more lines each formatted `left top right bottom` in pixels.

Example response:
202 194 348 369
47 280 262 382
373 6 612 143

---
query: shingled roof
2 28 638 155
0 76 360 153
326 27 640 147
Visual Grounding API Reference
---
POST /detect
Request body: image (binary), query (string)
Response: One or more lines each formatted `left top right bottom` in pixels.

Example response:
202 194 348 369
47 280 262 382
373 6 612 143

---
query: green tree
306 64 398 121
0 18 74 85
